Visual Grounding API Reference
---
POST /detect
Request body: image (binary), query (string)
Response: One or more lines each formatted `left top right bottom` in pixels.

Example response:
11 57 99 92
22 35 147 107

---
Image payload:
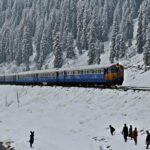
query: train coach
0 63 124 86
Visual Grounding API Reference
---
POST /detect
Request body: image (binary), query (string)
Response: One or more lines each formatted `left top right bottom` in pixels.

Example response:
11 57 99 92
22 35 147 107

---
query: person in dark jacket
129 125 133 139
146 131 150 149
132 128 138 145
122 124 128 142
109 125 115 135
29 131 34 148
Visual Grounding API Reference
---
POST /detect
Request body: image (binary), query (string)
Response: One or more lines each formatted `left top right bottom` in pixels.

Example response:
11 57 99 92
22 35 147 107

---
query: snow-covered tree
81 8 90 50
109 18 119 63
76 4 84 54
95 41 101 64
66 32 75 59
143 24 150 68
39 25 53 69
115 34 126 60
136 8 143 54
53 33 63 68
22 23 33 71
87 9 98 65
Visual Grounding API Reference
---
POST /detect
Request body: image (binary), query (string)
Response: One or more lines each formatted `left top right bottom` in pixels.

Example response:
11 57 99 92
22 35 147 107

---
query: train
0 63 124 86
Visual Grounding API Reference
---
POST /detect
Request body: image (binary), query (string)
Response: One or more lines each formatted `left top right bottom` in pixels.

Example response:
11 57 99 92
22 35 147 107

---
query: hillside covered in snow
0 66 150 150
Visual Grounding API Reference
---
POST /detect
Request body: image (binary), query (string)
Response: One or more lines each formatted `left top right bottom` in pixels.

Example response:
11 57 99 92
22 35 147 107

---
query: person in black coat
129 125 133 139
109 125 115 135
29 131 34 148
146 131 150 149
122 124 128 142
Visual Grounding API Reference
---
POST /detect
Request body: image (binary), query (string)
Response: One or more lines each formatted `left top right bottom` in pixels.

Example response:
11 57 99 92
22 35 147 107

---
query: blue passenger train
0 63 124 86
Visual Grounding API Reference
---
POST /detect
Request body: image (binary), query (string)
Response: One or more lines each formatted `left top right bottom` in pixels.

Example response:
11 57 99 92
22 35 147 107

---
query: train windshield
110 65 124 73
111 66 118 73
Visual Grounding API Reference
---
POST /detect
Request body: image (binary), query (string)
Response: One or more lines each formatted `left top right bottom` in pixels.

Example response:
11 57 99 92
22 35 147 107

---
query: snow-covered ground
0 65 150 150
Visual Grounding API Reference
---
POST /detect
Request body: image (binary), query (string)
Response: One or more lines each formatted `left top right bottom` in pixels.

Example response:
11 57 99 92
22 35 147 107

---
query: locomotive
0 63 124 86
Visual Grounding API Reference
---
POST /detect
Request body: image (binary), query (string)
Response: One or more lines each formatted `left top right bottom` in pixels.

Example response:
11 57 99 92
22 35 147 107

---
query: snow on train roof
3 63 122 76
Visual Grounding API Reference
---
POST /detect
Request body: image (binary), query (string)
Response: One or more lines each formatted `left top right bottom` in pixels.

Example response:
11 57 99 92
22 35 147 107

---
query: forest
0 0 149 71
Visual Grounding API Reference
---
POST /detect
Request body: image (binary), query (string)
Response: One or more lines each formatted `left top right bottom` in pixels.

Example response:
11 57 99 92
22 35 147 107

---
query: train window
74 71 77 75
111 66 117 73
101 69 104 74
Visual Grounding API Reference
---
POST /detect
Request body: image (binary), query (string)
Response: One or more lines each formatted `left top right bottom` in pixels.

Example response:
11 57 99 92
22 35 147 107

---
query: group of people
109 124 150 149
122 124 138 145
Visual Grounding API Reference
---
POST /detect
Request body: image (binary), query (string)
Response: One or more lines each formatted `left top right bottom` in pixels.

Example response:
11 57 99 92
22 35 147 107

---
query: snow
0 64 150 150
0 9 149 150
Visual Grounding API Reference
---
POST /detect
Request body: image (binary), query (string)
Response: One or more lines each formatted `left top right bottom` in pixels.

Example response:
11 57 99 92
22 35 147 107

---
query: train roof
2 63 123 76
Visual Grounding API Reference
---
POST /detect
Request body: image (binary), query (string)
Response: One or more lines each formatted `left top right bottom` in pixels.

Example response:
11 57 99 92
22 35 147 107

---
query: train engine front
105 64 124 85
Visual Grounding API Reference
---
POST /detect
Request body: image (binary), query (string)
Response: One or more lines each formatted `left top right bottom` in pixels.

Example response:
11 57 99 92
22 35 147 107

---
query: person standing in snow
132 128 138 145
128 125 133 139
29 131 34 148
122 124 128 142
146 131 150 149
109 125 115 135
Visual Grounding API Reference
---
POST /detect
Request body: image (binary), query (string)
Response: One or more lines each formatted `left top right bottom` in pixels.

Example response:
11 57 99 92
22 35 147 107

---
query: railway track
61 84 150 92
118 86 150 92
1 83 150 92
77 85 150 92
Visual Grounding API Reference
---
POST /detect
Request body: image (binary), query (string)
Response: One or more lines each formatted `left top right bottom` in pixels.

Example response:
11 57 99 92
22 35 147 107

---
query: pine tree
53 33 63 68
87 10 98 65
81 9 89 50
100 42 104 54
114 34 121 61
109 18 119 63
71 0 77 39
22 23 33 71
143 24 150 68
0 35 4 63
76 5 84 54
15 39 22 66
95 41 101 64
39 25 53 68
66 32 75 59
119 35 126 59
136 9 143 54
34 19 44 67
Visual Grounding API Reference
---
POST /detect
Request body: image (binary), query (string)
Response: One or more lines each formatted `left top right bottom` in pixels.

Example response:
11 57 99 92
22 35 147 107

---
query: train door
56 72 59 83
64 71 66 83
35 74 38 82
105 68 112 81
